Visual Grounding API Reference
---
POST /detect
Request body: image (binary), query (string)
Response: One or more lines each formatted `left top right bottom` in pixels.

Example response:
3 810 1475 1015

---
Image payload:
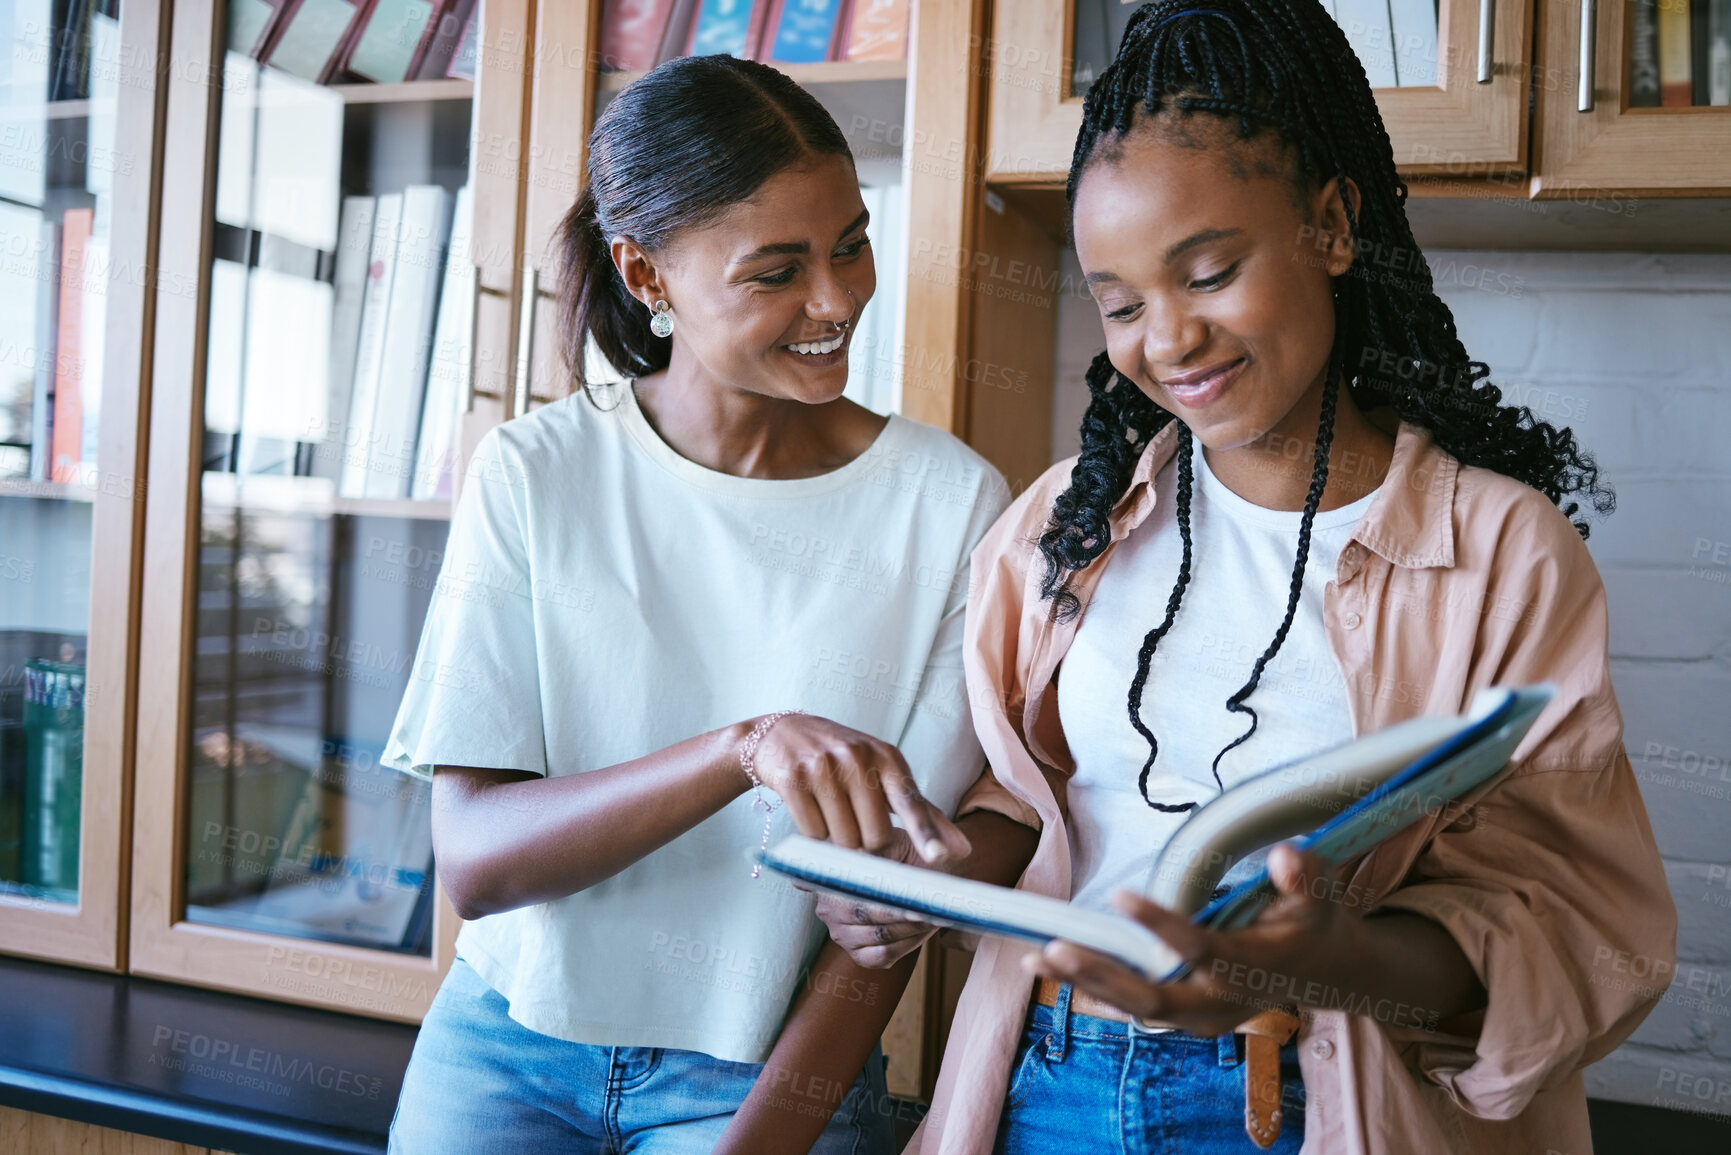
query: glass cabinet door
0 0 157 968
987 0 1531 182
131 0 527 1019
1535 0 1731 194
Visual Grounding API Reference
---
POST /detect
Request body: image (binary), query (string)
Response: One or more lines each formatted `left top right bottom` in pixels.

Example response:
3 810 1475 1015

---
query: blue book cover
767 0 844 63
691 0 758 56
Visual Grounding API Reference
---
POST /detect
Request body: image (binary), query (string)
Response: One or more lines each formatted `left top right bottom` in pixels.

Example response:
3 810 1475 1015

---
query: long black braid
1044 1 1612 808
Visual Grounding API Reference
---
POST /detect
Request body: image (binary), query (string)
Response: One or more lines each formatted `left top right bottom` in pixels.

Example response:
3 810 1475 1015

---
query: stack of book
208 183 475 503
1632 0 1731 107
598 0 911 72
227 0 479 85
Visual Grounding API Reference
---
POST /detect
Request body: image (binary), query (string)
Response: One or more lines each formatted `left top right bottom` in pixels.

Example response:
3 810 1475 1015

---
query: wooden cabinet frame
1534 0 1731 197
126 0 532 1021
0 0 167 972
983 0 1533 183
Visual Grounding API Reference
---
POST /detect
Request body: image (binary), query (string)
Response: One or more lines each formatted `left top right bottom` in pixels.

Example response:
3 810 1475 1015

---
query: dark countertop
0 952 418 1155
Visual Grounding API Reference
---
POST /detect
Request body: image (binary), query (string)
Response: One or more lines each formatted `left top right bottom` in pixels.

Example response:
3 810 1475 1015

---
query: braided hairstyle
1043 1 1612 809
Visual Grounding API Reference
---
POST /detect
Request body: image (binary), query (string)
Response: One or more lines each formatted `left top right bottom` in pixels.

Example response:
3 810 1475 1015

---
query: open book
761 684 1555 982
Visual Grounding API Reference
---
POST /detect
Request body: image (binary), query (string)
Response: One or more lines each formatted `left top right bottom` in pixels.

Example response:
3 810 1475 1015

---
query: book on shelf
1632 0 1663 106
599 0 683 71
0 204 44 480
1659 0 1693 107
363 184 451 499
1070 0 1110 95
50 0 121 102
686 0 770 59
339 192 403 497
313 195 377 485
1709 0 1731 104
204 259 249 471
445 6 478 78
241 739 434 950
228 0 291 57
762 685 1554 982
77 226 107 477
411 184 473 501
411 0 479 79
1695 0 1713 105
761 0 848 64
842 0 908 62
29 217 60 483
259 0 364 83
343 0 438 84
49 208 92 484
236 236 334 477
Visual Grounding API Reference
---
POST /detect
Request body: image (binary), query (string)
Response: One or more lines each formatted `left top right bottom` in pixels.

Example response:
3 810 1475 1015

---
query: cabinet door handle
1477 0 1496 83
513 262 538 420
1578 0 1597 112
464 265 483 414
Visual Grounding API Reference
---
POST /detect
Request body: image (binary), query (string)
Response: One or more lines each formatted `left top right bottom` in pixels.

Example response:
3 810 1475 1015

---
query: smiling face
617 153 876 404
1071 115 1357 455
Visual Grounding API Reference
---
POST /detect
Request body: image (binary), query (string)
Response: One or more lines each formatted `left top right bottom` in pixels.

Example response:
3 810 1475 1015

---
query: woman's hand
1026 844 1376 1037
810 828 941 968
748 714 971 865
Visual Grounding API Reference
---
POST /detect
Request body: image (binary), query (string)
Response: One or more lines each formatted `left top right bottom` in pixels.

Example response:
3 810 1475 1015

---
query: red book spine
601 0 678 71
51 209 94 485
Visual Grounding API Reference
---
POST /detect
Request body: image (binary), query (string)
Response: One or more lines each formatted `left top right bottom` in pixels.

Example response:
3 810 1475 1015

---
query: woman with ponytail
815 3 1673 1152
381 55 1011 1154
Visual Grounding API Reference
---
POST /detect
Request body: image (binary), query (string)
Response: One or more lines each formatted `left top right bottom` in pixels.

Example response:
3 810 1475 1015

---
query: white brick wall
1440 252 1731 1115
1048 248 1731 1114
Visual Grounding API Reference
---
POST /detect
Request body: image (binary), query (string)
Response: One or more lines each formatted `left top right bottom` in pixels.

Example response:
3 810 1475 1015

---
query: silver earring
649 299 674 338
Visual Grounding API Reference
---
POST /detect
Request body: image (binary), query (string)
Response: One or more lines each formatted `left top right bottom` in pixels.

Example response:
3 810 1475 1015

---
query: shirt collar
1107 416 1458 570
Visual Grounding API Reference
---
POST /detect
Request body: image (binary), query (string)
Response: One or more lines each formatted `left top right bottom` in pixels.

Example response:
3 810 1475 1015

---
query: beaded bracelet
739 710 805 878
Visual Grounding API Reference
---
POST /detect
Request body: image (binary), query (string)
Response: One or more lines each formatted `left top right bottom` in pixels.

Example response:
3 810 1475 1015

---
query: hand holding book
1029 838 1489 1036
768 684 1554 996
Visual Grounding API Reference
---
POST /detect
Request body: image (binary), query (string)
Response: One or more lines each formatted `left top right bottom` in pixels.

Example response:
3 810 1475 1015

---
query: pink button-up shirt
909 418 1675 1154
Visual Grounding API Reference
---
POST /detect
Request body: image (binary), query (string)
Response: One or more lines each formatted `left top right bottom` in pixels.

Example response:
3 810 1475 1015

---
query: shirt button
1310 1038 1335 1060
1342 612 1362 630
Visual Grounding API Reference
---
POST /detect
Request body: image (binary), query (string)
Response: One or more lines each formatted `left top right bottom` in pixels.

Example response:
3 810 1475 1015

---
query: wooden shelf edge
199 479 454 522
0 479 98 502
326 78 475 104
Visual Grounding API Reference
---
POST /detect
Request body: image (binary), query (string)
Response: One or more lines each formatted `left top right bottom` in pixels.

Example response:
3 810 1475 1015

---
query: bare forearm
432 722 751 918
716 942 918 1155
948 810 1041 885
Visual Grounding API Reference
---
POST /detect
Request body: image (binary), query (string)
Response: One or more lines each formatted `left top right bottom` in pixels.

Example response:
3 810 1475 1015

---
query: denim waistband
1027 984 1277 1068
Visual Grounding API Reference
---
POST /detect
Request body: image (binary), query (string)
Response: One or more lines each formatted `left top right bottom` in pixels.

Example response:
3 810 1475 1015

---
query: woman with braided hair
812 2 1673 1152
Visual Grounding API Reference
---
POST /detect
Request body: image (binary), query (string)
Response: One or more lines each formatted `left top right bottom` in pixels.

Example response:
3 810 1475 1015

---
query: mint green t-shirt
383 384 1009 1062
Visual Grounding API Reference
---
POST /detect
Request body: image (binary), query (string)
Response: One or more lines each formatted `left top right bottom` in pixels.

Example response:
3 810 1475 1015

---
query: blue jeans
994 985 1306 1155
388 956 897 1154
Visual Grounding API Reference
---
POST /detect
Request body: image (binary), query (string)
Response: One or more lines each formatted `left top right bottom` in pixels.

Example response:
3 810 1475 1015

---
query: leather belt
1033 977 1301 1150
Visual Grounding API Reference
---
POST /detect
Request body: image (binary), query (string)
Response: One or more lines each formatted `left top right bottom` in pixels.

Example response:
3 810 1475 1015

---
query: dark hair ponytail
554 55 854 397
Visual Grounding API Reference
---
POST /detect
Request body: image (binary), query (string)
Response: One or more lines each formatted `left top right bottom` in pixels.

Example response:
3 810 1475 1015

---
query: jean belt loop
1218 1030 1241 1068
1047 982 1073 1062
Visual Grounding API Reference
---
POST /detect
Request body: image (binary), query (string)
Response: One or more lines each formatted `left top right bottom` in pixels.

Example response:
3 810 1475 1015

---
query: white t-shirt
382 384 1009 1062
1058 437 1379 915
